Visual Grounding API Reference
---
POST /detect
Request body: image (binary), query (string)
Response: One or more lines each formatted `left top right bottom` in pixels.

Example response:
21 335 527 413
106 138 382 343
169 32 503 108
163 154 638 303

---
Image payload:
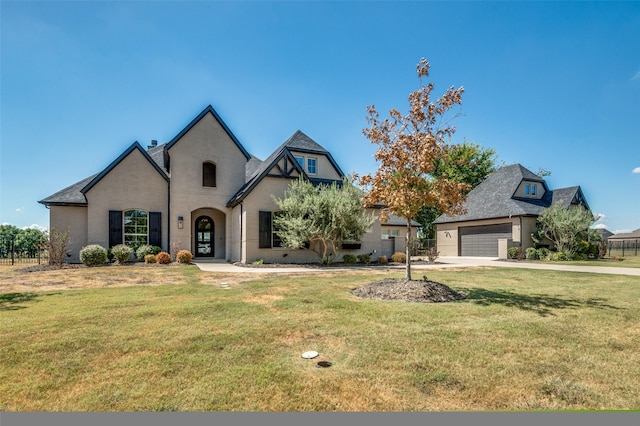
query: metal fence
607 239 639 257
0 235 48 265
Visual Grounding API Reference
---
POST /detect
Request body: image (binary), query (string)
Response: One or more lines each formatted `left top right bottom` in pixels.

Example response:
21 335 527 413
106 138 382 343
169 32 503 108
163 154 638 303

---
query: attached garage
459 224 512 257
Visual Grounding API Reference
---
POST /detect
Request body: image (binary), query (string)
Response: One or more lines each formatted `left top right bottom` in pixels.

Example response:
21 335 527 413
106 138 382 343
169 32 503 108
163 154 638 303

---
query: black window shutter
149 212 162 247
258 211 272 248
109 210 123 248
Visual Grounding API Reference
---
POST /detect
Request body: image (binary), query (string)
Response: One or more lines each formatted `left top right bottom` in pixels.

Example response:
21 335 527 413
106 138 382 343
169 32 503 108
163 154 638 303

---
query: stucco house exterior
434 164 590 257
39 105 416 264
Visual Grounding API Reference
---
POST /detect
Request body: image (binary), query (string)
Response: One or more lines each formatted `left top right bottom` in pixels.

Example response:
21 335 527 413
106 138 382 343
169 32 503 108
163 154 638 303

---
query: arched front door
195 216 214 257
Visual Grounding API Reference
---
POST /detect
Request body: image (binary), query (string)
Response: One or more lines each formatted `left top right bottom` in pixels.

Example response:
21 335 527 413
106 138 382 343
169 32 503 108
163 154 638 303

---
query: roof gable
434 163 583 224
227 130 344 207
81 142 169 194
165 105 251 160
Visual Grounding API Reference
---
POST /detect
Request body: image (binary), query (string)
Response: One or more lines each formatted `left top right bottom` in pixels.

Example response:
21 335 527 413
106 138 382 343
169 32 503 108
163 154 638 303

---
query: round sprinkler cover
301 351 319 359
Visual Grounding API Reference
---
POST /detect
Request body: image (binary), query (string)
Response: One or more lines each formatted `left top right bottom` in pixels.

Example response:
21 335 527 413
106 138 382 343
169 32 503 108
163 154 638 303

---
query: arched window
123 209 148 247
203 162 216 187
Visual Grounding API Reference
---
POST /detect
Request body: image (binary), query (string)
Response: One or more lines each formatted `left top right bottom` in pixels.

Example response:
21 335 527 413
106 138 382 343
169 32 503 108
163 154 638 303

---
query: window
272 211 284 248
525 183 530 195
203 162 216 187
109 210 161 248
531 184 536 196
124 210 148 247
307 157 317 175
258 211 284 248
294 156 304 168
382 229 399 239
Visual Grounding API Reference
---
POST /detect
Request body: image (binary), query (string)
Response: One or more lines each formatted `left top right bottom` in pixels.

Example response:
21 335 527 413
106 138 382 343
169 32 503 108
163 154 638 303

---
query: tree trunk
405 220 412 280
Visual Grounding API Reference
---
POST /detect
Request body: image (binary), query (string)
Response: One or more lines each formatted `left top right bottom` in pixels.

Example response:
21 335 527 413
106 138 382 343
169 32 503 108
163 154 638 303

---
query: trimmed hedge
156 252 171 264
111 244 133 264
176 250 193 264
80 244 108 266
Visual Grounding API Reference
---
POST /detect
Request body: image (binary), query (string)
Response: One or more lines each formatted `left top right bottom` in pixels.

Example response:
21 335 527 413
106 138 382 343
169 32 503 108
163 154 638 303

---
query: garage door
459 224 512 257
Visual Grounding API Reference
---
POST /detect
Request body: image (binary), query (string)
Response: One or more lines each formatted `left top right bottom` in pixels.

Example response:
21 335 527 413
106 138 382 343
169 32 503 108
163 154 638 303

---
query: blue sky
1 1 639 233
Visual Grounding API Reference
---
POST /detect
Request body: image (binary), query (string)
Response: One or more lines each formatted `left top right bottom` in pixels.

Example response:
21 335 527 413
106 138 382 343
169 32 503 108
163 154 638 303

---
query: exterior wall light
178 216 184 229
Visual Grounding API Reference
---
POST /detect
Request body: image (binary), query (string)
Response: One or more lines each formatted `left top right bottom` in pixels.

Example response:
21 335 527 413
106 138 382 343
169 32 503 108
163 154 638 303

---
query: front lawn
1 266 639 411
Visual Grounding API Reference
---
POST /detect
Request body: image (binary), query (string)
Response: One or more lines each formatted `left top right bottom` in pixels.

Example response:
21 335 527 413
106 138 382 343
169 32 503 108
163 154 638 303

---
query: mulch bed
351 275 467 303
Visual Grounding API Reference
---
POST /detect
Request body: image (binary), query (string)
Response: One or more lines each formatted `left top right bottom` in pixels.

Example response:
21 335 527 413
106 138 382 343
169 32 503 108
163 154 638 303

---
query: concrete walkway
193 257 640 276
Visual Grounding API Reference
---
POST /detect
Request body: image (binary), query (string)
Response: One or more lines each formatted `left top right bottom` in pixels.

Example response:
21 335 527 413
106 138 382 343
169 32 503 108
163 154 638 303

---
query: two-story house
39 105 417 263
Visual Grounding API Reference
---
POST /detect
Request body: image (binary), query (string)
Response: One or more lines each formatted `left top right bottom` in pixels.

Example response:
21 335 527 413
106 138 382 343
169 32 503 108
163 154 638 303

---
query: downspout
240 202 243 264
519 216 523 248
167 178 171 253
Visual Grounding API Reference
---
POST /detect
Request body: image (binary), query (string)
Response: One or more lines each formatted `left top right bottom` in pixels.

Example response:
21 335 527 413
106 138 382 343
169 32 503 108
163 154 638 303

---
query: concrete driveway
193 257 640 276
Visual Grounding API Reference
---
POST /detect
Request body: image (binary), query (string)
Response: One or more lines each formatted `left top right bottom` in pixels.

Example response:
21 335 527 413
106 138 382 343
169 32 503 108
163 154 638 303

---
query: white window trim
306 157 317 175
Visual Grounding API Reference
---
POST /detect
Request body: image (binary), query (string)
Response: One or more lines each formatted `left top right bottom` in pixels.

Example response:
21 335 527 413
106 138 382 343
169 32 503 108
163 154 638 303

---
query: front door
195 216 214 257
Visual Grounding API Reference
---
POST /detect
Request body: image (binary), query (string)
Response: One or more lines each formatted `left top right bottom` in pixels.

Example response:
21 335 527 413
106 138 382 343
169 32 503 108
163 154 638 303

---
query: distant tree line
0 224 47 256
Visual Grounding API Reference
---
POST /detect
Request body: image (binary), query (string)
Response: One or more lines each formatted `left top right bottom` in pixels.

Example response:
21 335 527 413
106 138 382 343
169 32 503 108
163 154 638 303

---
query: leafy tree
273 176 375 264
0 225 46 257
417 141 498 240
360 58 469 280
535 205 598 258
15 228 46 256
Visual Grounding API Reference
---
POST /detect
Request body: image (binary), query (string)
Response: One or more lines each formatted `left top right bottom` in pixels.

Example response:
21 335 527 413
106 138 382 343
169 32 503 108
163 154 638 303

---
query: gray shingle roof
434 164 588 224
227 130 344 207
38 174 97 206
383 213 420 227
608 228 640 240
147 143 167 172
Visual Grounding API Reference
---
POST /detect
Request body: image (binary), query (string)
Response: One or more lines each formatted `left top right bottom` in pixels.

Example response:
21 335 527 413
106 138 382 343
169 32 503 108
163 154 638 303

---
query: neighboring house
594 227 614 241
607 229 640 256
380 214 420 257
434 164 590 257
607 228 640 243
39 105 416 264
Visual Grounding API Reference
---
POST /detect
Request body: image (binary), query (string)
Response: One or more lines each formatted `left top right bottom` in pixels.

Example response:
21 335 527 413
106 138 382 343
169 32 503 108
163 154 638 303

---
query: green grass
1 266 640 411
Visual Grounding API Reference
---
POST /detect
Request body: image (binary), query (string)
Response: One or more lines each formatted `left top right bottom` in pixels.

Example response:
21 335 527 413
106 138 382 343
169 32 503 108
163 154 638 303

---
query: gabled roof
434 163 588 224
81 141 169 194
227 130 344 207
38 174 97 206
165 104 251 161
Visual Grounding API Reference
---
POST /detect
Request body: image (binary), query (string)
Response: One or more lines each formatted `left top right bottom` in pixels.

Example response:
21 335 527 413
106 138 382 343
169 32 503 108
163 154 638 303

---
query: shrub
144 254 157 264
391 251 406 263
537 247 550 260
252 259 264 265
111 244 133 264
357 253 371 265
507 246 523 260
80 244 108 266
136 245 155 262
426 247 440 263
525 247 539 260
151 245 162 255
377 255 388 265
342 254 357 264
548 251 568 261
156 251 171 264
176 250 193 264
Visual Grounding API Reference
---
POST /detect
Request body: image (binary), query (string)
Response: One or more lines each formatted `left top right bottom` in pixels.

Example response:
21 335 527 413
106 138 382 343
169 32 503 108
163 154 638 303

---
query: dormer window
524 182 537 196
307 157 317 175
293 155 318 175
203 162 216 187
